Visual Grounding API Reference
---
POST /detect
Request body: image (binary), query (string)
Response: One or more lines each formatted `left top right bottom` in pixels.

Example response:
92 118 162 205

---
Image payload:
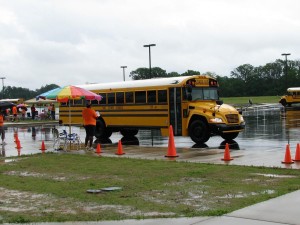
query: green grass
221 96 281 105
0 153 300 223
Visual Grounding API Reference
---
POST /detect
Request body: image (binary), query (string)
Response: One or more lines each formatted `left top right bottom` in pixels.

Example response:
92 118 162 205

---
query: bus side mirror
187 93 192 101
216 100 223 105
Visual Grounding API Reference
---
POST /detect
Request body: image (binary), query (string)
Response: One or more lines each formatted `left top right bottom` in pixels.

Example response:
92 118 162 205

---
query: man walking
82 103 98 150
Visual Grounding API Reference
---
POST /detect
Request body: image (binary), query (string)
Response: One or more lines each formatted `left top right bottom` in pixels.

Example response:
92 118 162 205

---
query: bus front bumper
209 123 245 134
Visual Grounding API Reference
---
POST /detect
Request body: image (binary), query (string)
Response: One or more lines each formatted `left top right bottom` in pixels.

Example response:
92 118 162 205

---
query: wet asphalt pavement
1 105 300 169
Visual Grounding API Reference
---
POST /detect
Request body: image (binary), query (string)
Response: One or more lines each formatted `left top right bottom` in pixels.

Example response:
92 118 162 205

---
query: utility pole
282 53 291 90
120 66 127 81
143 44 156 79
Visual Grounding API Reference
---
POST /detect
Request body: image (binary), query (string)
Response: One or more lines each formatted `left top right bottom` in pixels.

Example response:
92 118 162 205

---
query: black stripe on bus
60 109 168 113
60 114 168 118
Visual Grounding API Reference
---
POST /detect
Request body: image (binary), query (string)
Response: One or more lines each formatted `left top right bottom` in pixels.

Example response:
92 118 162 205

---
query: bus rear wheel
188 120 210 143
221 132 239 140
95 120 112 139
120 129 139 137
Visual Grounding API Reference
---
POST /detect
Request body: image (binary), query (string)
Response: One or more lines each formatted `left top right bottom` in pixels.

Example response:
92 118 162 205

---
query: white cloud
0 0 299 90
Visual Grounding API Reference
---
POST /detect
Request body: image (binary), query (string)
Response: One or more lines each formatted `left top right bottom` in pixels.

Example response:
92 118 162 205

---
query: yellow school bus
59 75 245 144
279 87 300 106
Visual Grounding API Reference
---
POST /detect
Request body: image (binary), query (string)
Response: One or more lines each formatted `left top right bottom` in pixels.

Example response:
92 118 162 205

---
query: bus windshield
191 87 219 101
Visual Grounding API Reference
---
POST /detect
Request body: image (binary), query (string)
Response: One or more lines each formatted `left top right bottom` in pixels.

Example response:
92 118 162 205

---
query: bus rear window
99 93 106 104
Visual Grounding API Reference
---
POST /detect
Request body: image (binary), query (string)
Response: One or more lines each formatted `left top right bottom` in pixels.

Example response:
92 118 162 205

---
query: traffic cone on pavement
221 143 233 161
14 134 19 143
165 125 178 157
282 144 294 164
40 140 46 153
293 143 300 162
95 143 101 155
115 140 125 155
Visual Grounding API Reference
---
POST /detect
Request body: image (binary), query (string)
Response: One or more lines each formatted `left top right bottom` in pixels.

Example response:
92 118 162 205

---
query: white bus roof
76 75 209 91
287 87 300 92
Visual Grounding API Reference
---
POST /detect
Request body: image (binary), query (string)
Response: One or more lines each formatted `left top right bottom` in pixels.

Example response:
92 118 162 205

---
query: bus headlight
240 115 244 122
210 117 223 123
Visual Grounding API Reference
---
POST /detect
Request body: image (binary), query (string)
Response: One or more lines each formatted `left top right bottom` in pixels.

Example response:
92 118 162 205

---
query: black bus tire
188 120 210 143
95 119 112 139
221 132 239 140
120 129 139 137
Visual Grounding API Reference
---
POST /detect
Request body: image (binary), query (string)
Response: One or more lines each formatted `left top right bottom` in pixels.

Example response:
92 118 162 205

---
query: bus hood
190 102 239 114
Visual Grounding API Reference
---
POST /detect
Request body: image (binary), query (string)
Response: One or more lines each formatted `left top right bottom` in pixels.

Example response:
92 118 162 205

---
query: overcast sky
0 0 299 90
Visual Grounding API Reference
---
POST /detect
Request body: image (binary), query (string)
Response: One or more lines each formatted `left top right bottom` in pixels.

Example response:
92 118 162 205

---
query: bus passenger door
169 87 182 136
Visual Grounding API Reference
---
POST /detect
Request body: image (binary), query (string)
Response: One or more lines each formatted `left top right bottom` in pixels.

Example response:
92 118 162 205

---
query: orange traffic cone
282 144 294 164
15 139 22 150
293 143 300 162
14 134 19 143
115 140 125 155
40 140 47 153
95 143 101 155
221 143 233 161
165 125 178 157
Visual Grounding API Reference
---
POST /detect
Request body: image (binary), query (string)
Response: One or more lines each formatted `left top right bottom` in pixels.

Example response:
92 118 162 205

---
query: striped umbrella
41 85 102 102
38 85 102 139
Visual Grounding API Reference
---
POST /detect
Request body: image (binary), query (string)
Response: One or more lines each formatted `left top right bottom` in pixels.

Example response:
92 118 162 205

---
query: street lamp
120 66 127 81
143 44 156 79
282 53 291 90
0 77 5 99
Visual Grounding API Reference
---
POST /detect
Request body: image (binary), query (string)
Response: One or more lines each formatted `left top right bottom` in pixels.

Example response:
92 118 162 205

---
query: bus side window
158 90 167 103
99 93 107 104
147 90 156 103
125 92 134 103
135 91 146 103
116 92 124 104
107 93 115 104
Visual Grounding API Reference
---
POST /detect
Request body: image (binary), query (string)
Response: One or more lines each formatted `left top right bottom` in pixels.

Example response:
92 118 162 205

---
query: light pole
143 44 156 79
0 77 5 99
120 66 127 81
282 53 291 90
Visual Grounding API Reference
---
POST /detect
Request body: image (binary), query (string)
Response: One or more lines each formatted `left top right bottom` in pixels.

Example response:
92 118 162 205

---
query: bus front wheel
188 120 210 143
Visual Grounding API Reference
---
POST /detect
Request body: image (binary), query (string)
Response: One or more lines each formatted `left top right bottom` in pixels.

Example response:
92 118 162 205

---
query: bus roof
287 87 300 92
76 75 211 91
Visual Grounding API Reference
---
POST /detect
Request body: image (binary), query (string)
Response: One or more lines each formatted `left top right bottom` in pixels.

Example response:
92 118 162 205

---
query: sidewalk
5 190 300 225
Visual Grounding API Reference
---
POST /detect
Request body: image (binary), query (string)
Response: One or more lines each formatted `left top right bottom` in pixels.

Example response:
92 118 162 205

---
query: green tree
129 67 168 80
181 70 200 76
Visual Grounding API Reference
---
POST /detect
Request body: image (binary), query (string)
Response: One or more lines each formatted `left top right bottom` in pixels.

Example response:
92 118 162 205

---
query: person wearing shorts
82 103 98 150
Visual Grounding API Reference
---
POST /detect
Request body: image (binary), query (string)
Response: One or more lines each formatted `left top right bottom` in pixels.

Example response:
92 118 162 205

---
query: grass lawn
221 96 281 105
0 153 300 223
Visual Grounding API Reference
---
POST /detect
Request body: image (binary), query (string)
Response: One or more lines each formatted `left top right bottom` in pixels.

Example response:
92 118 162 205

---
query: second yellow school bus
59 75 245 144
279 87 300 106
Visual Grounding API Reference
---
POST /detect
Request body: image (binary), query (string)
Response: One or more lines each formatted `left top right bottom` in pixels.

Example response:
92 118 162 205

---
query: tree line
2 84 59 101
3 59 300 100
130 59 300 97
